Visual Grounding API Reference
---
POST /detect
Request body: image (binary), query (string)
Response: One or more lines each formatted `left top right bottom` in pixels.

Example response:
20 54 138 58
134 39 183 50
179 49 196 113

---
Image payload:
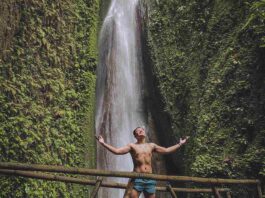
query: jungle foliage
1 0 265 197
0 0 99 197
144 0 265 186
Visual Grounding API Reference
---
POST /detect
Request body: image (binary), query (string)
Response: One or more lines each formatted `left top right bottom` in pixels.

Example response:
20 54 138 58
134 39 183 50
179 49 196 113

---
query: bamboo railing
0 162 263 198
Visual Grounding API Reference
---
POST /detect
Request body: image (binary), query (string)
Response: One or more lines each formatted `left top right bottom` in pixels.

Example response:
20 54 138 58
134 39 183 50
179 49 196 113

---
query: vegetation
0 0 99 197
144 0 265 186
1 0 264 197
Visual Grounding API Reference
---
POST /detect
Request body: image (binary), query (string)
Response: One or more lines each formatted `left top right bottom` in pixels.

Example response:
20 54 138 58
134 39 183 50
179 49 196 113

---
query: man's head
133 127 146 139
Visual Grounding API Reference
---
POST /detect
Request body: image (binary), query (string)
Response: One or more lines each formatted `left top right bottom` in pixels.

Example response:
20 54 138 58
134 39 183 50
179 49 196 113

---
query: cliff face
1 0 264 196
0 0 99 197
143 0 265 181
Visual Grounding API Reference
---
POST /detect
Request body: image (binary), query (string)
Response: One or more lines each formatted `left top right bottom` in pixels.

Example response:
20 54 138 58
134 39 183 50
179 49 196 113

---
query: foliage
144 0 265 188
0 0 99 197
243 0 265 47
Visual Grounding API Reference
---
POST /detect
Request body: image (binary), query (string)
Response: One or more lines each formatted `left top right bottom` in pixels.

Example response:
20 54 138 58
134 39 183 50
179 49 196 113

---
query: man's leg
143 179 156 198
124 179 134 198
143 192 155 198
130 189 140 198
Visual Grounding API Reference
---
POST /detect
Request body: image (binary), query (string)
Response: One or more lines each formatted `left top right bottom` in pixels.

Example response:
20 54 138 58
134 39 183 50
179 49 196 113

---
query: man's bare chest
131 143 153 156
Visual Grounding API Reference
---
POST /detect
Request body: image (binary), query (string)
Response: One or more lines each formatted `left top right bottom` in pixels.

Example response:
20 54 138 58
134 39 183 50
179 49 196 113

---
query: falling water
96 0 146 197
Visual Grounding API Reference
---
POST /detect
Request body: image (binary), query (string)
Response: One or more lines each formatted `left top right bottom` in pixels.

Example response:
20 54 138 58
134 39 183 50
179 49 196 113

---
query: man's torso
130 143 155 173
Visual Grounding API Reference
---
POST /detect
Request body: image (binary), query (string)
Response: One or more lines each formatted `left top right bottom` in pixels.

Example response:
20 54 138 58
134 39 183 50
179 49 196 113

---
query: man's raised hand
95 135 104 144
179 136 190 145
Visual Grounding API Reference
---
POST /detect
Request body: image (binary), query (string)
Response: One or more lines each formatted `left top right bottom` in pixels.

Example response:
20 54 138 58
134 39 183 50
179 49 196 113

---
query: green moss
0 0 99 197
144 0 265 185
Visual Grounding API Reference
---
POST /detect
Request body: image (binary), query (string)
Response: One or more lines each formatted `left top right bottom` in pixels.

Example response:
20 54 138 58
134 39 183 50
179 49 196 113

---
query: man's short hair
133 127 143 136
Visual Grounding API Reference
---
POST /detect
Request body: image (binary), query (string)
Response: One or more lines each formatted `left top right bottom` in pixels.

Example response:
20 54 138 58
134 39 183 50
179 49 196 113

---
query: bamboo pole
0 169 230 193
180 188 229 193
257 182 263 198
226 191 232 198
167 184 178 198
0 162 259 185
90 177 103 198
211 186 221 198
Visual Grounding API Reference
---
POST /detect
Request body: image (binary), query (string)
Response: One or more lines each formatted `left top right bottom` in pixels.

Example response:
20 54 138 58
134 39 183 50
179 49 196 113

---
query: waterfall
96 0 146 197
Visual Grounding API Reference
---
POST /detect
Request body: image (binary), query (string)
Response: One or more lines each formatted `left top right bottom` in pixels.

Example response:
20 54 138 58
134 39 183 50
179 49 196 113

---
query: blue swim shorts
132 178 157 194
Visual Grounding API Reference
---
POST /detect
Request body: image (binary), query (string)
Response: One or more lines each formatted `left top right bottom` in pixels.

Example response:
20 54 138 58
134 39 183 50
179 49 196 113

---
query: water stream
96 0 146 197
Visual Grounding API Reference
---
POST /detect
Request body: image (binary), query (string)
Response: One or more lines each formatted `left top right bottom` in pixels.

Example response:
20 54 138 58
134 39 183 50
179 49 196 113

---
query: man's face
134 127 146 138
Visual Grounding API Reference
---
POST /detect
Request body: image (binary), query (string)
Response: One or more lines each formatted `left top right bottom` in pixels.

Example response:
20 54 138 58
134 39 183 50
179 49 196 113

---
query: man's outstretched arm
153 137 189 154
96 135 131 155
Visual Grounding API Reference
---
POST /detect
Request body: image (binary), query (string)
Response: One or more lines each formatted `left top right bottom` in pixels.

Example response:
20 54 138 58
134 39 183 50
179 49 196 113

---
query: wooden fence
0 162 263 198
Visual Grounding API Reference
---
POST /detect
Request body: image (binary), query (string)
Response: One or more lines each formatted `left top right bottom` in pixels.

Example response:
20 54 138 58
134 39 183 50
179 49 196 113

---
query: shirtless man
96 127 189 198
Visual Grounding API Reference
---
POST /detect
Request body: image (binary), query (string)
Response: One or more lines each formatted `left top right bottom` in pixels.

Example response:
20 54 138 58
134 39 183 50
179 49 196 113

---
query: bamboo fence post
2 162 262 198
0 162 260 185
167 184 178 198
90 177 103 198
257 181 263 198
226 191 232 198
0 169 231 194
211 186 221 198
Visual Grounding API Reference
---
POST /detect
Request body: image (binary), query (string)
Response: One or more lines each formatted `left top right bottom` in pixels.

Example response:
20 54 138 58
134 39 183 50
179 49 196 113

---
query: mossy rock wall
0 0 99 197
143 0 265 182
